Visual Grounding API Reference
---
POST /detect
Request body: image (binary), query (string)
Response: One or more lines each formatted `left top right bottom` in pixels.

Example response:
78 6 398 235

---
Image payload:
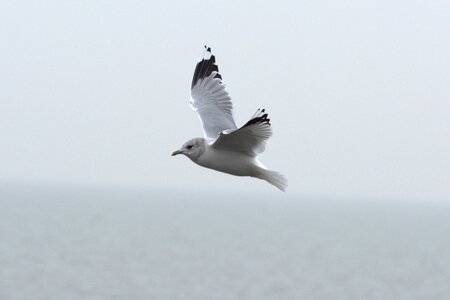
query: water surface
1 185 449 299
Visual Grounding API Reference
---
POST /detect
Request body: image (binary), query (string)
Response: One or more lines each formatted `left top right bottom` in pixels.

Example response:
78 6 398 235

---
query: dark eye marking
186 145 193 149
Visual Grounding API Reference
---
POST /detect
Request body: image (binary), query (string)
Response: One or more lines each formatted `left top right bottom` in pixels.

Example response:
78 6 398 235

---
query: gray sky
0 0 449 200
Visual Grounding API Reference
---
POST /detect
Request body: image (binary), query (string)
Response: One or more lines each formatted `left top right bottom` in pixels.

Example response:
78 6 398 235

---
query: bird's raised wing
190 46 237 139
211 109 272 157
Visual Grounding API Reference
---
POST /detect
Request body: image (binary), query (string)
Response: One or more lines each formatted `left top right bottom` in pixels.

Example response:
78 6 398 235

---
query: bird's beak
171 149 183 156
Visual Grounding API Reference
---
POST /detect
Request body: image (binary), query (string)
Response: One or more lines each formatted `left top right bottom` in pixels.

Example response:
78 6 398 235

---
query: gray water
1 185 449 300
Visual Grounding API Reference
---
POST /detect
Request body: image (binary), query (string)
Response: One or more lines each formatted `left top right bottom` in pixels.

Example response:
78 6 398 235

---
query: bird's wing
211 109 272 157
190 46 237 139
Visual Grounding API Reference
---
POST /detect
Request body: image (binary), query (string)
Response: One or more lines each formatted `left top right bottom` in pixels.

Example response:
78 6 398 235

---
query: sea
1 184 449 300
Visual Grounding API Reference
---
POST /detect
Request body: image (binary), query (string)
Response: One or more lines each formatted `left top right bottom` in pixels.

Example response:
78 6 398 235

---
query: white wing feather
190 47 237 139
211 109 272 157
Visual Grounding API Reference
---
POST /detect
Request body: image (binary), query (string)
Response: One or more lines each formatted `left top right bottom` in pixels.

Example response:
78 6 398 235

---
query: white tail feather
254 168 288 192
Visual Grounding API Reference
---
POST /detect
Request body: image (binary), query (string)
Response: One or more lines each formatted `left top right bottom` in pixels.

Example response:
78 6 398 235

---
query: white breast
194 145 260 177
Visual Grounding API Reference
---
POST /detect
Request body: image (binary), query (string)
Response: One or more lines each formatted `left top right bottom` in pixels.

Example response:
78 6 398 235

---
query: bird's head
171 138 206 161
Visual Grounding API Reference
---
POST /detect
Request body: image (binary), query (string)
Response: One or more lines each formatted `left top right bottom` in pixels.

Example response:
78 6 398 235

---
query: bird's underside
172 46 287 191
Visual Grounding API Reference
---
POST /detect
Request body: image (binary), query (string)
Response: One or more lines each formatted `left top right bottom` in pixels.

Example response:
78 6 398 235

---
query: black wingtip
191 46 221 89
243 111 271 128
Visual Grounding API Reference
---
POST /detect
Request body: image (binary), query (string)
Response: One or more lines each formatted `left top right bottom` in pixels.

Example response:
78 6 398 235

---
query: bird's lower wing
211 109 272 157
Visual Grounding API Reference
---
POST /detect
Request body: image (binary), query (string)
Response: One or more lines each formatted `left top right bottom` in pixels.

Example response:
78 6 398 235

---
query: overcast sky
0 0 448 200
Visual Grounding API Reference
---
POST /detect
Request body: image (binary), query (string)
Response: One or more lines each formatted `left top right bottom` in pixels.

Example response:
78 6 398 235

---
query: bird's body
172 46 287 191
194 141 262 177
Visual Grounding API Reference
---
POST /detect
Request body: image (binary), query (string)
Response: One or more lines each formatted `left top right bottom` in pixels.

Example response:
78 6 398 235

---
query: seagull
172 46 287 191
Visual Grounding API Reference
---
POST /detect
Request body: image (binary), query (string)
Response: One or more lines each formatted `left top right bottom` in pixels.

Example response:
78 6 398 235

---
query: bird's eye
186 145 193 149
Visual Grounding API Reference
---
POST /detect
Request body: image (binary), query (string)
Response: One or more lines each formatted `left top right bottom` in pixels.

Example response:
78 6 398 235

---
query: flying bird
172 46 287 191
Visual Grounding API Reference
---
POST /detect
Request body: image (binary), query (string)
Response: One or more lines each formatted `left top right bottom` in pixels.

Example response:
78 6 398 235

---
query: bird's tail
254 168 288 192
